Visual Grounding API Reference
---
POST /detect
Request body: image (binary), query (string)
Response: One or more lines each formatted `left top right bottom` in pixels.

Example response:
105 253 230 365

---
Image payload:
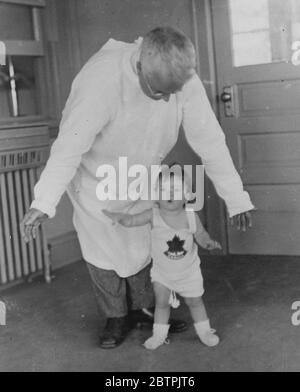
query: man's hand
230 211 253 232
102 210 132 226
20 209 49 243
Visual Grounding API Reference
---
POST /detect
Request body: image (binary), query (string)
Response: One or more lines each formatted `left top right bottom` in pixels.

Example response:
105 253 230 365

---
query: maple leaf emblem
164 235 187 260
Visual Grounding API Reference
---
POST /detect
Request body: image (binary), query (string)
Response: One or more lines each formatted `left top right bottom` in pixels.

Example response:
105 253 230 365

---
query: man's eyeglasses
137 61 174 99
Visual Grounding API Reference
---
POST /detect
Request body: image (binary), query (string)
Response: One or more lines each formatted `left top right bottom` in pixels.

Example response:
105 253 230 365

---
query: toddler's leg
185 297 220 347
185 296 208 323
144 282 171 350
153 282 171 325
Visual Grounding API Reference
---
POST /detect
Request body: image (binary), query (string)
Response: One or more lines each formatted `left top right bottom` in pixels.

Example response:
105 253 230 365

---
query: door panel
212 0 300 255
229 185 300 255
238 80 300 116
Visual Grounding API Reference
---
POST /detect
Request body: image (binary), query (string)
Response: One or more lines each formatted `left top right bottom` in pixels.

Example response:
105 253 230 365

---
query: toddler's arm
102 209 153 227
194 213 222 251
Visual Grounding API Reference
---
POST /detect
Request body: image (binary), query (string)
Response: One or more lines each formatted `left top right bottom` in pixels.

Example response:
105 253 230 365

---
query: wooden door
212 0 300 255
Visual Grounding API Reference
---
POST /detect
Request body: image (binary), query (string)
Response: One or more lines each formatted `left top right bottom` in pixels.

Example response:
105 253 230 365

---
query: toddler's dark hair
157 162 185 184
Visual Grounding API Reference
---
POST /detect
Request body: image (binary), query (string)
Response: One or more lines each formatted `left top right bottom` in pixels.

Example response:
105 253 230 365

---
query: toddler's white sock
194 319 220 347
144 324 170 350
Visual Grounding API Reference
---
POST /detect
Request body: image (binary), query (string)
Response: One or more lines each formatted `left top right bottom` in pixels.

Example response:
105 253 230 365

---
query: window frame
0 0 47 123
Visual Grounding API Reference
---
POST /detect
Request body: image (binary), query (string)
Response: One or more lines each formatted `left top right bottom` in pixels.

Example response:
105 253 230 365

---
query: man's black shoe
130 308 187 333
100 317 130 349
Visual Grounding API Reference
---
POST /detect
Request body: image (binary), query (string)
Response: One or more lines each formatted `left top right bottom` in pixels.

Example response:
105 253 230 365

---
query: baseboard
48 231 82 270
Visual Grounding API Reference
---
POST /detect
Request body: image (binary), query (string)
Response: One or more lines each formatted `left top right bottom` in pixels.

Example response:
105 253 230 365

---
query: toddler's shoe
194 320 220 347
144 324 170 350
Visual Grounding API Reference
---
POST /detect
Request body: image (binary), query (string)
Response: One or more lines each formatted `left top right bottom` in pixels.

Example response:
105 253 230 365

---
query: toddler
103 166 221 350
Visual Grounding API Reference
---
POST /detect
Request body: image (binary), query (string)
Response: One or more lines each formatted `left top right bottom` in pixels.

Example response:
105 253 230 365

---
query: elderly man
21 27 254 349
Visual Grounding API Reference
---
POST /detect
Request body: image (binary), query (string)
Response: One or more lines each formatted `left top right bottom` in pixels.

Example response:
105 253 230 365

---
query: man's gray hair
141 27 196 87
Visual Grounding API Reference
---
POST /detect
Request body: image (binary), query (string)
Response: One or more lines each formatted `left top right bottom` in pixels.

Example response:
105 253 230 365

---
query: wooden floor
1 256 300 372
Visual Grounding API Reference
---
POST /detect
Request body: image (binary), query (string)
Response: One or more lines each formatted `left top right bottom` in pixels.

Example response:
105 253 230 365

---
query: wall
41 1 83 269
43 0 226 268
74 0 194 65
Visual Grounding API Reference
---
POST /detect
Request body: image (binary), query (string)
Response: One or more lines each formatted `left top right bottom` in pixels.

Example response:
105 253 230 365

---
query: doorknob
220 92 232 103
220 86 236 117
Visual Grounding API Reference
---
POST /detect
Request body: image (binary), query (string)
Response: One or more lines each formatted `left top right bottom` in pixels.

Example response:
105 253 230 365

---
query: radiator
0 124 51 286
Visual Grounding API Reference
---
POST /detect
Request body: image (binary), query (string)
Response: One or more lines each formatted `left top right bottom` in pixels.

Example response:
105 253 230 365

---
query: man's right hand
20 209 49 243
102 210 131 227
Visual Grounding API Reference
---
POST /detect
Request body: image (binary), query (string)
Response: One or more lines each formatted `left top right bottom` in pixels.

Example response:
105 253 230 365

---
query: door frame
191 0 228 254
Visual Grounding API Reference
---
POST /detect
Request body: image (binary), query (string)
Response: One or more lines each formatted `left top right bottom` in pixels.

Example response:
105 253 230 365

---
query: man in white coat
21 27 254 349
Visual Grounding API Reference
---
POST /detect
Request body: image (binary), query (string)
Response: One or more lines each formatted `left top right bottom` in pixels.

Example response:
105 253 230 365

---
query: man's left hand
230 211 253 232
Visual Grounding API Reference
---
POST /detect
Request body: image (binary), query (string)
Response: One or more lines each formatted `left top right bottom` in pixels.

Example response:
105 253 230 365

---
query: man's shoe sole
133 321 188 334
100 338 126 349
100 343 121 349
169 324 188 334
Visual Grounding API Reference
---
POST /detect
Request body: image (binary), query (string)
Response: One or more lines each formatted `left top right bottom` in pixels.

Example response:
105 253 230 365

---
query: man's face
136 61 183 102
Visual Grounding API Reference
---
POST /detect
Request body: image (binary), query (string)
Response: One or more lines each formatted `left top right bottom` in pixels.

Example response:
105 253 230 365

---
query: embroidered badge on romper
164 235 187 260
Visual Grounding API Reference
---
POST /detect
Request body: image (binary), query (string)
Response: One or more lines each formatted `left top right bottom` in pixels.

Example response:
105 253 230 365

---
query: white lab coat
31 38 254 277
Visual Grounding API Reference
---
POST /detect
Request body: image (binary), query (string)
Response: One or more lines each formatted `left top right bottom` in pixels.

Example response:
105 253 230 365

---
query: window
229 0 300 67
0 0 45 120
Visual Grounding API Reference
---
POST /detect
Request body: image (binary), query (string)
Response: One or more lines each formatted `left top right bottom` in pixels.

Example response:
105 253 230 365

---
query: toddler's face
157 176 186 212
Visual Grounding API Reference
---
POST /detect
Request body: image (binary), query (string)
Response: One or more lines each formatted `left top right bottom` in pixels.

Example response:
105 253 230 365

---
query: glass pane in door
229 0 300 67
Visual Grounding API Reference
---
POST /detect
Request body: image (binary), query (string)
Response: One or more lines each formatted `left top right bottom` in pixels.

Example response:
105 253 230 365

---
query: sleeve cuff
30 200 56 219
227 191 255 218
